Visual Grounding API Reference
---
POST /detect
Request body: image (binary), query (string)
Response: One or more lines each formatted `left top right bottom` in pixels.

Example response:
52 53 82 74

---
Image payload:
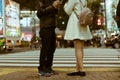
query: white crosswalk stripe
0 48 120 67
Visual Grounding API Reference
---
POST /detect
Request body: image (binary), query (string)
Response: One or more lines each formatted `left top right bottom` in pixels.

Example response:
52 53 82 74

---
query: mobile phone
59 0 63 4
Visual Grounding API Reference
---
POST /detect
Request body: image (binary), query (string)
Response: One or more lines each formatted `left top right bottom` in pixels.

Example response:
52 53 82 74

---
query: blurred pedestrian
100 35 105 47
30 34 39 49
116 0 120 28
36 0 61 77
117 0 120 17
64 0 92 76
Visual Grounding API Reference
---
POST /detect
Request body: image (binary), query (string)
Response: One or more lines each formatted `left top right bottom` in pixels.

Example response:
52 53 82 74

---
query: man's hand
52 0 61 9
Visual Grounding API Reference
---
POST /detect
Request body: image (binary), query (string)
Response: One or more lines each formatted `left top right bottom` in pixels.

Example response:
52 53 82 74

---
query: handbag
74 0 94 26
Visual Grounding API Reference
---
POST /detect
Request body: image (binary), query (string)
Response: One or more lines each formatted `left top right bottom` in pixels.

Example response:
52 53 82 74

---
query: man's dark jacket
37 0 58 29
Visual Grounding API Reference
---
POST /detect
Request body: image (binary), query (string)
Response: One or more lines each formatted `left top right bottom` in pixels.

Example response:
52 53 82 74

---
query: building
20 10 39 41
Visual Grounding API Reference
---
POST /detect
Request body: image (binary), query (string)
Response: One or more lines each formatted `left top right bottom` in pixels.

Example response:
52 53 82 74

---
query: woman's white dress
64 0 93 40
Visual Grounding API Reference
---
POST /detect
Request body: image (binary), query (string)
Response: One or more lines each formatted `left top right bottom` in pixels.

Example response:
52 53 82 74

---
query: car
113 34 120 48
104 34 120 49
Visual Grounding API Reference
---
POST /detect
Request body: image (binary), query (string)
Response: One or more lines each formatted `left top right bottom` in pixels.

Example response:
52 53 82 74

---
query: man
36 0 60 77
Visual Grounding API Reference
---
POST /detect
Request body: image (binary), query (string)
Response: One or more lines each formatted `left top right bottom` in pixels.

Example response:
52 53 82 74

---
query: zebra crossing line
0 48 120 67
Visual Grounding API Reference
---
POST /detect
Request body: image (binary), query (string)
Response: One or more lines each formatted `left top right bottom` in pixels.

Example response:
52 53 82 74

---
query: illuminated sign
0 0 3 17
105 0 119 31
5 0 20 37
0 0 3 36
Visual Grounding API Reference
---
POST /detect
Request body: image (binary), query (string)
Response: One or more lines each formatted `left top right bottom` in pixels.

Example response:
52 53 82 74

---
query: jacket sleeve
37 2 58 19
64 0 77 15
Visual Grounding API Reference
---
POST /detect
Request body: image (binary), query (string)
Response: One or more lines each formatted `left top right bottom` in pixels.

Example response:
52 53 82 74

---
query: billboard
0 0 3 17
5 0 20 37
105 0 119 32
0 0 4 36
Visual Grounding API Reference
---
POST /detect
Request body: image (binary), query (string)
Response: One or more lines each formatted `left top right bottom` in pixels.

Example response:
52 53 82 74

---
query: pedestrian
64 0 92 76
116 0 120 17
36 0 61 77
100 35 105 47
30 34 39 49
116 0 120 28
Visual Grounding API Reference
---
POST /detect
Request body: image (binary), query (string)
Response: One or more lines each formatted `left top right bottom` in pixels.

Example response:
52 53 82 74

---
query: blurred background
0 0 120 52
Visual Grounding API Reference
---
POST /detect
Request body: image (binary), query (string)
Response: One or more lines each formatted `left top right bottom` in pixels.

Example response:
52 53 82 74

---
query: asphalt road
0 48 119 80
0 47 39 54
0 47 120 54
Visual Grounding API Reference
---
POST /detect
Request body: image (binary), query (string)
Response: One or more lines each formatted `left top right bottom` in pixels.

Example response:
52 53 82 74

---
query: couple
36 0 92 77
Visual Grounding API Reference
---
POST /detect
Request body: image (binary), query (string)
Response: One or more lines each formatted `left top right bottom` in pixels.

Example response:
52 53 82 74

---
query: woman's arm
64 0 77 15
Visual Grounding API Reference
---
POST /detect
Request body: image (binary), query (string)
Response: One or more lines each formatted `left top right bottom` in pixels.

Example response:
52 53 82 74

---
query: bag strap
74 0 86 19
73 0 83 19
79 0 87 8
79 0 83 8
74 0 84 18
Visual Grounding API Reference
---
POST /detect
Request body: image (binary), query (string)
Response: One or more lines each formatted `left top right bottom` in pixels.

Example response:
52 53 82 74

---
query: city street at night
0 0 120 80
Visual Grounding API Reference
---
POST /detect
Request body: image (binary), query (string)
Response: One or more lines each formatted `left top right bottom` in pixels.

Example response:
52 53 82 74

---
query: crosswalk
0 48 120 68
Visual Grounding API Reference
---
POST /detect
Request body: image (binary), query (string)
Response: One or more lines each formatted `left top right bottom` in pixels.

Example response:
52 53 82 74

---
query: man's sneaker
49 69 58 75
38 71 51 77
46 68 58 75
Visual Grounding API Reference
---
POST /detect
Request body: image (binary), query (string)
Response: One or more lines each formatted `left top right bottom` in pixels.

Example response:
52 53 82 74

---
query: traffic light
97 18 102 25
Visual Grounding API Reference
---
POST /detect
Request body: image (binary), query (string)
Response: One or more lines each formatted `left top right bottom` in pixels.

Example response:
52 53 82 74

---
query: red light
97 19 101 25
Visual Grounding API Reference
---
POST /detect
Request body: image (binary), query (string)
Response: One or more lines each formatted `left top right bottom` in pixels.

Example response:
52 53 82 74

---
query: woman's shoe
79 71 86 76
67 71 86 76
67 71 80 76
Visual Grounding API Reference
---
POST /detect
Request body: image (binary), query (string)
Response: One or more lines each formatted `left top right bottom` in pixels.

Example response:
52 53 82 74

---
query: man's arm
37 0 60 18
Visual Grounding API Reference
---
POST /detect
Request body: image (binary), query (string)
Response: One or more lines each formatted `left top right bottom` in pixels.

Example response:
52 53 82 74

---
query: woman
64 0 92 76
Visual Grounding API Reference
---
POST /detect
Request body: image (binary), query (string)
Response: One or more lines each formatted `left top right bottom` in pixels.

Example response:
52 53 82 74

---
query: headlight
3 46 6 48
104 40 107 43
11 40 14 44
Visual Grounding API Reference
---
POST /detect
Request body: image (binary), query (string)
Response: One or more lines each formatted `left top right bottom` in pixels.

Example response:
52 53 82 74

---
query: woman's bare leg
73 39 84 71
